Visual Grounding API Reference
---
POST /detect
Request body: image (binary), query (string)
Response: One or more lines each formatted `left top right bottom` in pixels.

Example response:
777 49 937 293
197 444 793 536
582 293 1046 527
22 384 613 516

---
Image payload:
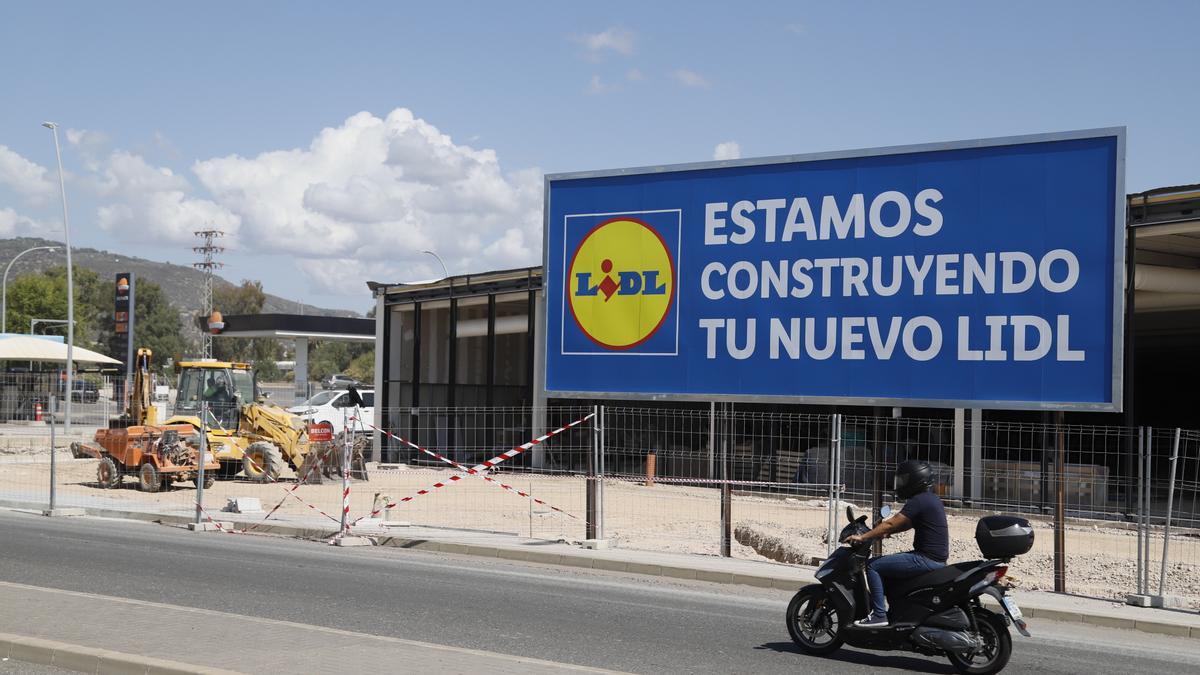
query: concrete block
223 497 262 513
557 555 595 569
581 539 612 550
625 563 663 576
1134 620 1191 637
661 566 698 581
41 507 85 517
50 647 103 673
187 521 232 532
695 570 735 584
592 558 628 573
331 535 373 547
7 638 55 666
1126 593 1162 608
1084 614 1133 630
498 548 528 561
733 574 777 589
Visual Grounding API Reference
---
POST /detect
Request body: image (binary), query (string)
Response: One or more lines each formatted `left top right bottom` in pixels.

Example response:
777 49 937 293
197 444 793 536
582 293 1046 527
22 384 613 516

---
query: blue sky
1 1 1196 313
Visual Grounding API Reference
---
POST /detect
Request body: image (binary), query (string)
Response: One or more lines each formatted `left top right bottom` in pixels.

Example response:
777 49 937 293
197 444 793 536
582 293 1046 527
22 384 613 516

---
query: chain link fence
1 401 1196 606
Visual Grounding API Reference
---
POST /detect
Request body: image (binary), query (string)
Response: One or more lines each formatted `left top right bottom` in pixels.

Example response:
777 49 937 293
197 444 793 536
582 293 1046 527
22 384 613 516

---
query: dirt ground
2 453 1196 607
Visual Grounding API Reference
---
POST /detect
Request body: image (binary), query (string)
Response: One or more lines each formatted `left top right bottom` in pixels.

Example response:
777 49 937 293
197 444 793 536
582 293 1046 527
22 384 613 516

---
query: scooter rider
847 459 949 627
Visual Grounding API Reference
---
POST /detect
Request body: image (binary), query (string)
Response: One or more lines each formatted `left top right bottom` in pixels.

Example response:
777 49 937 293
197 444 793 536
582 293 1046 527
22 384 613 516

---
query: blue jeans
866 551 944 618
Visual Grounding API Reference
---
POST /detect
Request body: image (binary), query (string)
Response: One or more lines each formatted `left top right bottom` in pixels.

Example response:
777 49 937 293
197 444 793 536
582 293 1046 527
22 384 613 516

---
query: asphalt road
0 510 1198 674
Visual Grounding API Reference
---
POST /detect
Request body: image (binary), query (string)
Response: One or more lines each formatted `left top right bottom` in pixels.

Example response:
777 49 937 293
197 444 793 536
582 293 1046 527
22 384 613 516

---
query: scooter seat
886 561 978 599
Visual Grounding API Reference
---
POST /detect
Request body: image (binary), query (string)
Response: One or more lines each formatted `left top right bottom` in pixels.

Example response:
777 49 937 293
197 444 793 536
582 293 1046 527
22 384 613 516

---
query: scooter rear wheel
786 585 843 655
946 608 1011 675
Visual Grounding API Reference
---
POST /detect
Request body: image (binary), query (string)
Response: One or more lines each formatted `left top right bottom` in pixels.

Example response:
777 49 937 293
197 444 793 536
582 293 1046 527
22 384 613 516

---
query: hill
1 237 360 322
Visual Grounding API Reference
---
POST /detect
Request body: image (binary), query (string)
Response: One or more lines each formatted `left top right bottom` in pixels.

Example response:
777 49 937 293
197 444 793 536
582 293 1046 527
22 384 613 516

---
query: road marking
0 580 627 673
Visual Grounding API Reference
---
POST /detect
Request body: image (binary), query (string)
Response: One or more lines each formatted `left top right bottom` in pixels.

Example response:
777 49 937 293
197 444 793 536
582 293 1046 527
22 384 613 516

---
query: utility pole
193 229 225 358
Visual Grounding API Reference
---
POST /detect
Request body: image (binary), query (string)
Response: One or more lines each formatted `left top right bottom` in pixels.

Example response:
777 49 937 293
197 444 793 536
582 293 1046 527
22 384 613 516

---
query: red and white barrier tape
352 413 594 524
239 451 343 527
243 447 340 531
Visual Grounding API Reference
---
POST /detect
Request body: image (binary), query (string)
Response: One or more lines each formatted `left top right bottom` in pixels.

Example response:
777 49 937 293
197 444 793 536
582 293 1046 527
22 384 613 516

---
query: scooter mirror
845 505 855 523
880 505 893 518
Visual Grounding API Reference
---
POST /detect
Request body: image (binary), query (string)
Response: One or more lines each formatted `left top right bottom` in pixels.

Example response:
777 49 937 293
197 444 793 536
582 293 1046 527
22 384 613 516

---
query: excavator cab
173 361 257 430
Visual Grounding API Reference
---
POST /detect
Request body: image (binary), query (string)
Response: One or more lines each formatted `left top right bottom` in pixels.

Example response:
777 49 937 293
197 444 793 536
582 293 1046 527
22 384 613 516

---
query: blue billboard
543 129 1125 410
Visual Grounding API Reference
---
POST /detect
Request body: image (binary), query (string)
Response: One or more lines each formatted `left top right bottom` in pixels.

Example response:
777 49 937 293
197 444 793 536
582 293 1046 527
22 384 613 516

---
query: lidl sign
543 129 1126 411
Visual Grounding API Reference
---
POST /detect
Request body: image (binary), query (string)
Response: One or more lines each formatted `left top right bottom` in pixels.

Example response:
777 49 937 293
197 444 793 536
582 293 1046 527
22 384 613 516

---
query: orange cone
34 402 43 422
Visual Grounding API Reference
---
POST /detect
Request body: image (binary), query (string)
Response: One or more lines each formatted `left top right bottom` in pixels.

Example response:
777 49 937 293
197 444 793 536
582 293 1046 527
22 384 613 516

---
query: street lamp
2 245 59 333
43 121 75 434
422 250 449 280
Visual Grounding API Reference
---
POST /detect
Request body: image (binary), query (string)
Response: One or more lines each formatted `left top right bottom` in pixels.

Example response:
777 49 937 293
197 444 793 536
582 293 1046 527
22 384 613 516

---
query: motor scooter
786 505 1032 674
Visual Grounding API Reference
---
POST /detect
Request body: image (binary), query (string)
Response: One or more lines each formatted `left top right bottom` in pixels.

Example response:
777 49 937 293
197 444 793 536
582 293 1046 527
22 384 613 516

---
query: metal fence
1 400 1197 607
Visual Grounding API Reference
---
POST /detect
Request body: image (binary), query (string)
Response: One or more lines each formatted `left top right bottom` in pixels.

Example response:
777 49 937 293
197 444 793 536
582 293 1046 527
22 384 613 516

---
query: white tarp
0 335 122 365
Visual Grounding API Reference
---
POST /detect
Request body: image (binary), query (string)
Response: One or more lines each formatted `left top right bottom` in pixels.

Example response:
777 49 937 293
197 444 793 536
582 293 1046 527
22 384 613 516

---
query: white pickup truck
287 388 375 436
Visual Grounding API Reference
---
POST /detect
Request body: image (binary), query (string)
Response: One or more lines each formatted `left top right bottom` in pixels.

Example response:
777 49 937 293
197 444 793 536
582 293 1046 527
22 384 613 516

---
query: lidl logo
563 212 680 354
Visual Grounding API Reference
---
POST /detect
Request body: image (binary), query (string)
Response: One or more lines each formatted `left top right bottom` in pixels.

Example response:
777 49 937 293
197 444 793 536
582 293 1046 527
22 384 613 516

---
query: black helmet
894 459 933 499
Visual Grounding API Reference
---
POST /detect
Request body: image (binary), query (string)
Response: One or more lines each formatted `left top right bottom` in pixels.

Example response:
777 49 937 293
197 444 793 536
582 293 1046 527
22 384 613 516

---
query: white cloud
673 68 710 88
0 207 54 238
90 150 240 245
190 108 543 295
713 141 742 161
587 74 615 95
626 68 645 82
785 23 805 35
0 145 57 206
577 27 635 57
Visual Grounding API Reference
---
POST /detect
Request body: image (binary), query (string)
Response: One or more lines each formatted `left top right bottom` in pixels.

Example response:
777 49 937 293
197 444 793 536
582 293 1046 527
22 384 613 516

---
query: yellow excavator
163 360 312 481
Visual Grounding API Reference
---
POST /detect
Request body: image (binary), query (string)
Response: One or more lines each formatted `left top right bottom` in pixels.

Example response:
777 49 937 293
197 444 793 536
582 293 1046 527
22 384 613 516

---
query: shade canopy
0 336 122 365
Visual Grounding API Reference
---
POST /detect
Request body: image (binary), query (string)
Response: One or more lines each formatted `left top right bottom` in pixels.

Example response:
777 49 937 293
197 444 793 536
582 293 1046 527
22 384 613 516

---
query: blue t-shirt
900 491 949 563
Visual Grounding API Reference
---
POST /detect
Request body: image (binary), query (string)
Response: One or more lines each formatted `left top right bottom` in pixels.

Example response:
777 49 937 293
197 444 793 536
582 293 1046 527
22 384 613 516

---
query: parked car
56 379 100 404
287 388 375 436
321 373 361 390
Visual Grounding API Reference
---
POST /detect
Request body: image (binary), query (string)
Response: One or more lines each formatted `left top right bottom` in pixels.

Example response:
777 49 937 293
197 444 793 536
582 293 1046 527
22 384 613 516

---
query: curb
0 632 240 674
5 500 1199 641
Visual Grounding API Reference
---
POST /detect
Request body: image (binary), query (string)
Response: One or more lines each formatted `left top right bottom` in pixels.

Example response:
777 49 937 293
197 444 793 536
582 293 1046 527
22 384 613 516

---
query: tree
4 265 101 347
308 341 372 383
211 279 284 378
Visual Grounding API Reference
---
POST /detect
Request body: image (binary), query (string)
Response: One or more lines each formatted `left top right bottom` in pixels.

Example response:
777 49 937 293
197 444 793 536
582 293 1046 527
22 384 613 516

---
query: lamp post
2 245 58 333
422 250 449 280
43 121 74 434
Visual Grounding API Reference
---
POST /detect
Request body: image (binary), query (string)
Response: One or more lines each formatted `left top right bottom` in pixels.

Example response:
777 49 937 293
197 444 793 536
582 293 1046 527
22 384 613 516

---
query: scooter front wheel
786 584 844 655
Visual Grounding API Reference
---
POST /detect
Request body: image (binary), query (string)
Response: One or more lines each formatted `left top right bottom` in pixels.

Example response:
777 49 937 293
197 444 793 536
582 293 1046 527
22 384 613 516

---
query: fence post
1053 411 1066 593
598 405 605 541
340 406 351 535
708 401 716 480
1143 427 1153 594
871 410 884 558
586 405 598 541
1135 427 1144 594
48 395 57 512
195 402 208 525
953 408 965 501
1158 428 1181 596
827 414 837 557
719 403 732 558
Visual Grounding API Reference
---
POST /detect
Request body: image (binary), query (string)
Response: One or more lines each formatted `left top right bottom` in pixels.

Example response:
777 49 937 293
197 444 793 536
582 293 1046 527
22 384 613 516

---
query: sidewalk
5 497 1200 642
0 581 619 674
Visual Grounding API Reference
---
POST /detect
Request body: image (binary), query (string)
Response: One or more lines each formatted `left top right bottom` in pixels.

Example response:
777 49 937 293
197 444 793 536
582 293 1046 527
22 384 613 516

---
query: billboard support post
586 404 598 541
1054 410 1067 593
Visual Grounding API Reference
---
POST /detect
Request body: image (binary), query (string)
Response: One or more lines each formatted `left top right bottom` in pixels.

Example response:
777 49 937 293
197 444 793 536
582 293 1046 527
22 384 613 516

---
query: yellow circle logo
568 218 675 350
